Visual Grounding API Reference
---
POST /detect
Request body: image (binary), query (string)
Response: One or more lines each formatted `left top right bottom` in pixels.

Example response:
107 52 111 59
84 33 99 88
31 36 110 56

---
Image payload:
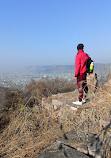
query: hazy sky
0 0 111 72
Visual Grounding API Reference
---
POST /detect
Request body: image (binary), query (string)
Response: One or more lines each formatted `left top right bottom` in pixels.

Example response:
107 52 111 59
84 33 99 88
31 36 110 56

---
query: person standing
72 44 89 105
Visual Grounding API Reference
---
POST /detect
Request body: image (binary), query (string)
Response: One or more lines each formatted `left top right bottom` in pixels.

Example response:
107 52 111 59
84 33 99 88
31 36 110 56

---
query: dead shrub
3 78 75 111
0 111 10 133
25 78 76 107
4 89 25 111
44 78 76 94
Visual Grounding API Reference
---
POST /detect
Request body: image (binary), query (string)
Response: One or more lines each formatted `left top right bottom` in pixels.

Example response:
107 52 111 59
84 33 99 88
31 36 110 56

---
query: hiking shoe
72 101 82 105
82 98 88 104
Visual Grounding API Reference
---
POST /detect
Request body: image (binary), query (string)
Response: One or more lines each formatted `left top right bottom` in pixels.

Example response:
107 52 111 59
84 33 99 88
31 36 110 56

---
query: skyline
0 0 111 72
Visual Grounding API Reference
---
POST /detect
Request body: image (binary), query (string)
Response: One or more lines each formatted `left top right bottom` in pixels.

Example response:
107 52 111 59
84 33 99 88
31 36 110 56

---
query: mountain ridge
27 63 111 74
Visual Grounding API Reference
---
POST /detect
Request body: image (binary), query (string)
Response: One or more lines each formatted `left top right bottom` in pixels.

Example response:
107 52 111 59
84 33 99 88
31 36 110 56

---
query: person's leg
77 75 84 101
83 74 88 98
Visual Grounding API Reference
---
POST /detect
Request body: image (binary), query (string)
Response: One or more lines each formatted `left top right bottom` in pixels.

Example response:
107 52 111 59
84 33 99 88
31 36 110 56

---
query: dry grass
0 78 76 158
0 76 111 158
0 107 63 158
88 81 111 108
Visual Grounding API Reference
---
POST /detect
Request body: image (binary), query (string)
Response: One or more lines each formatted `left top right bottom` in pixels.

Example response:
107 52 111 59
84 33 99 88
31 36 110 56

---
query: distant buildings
0 64 109 89
0 72 74 89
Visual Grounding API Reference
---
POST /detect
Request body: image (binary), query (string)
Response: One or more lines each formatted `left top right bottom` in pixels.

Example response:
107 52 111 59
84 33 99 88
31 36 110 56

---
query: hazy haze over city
0 0 111 73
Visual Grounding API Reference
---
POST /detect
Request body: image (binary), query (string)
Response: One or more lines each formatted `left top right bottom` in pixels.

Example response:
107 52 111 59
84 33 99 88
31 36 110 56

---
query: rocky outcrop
37 147 90 158
87 73 98 93
37 123 111 158
87 123 111 158
41 89 111 157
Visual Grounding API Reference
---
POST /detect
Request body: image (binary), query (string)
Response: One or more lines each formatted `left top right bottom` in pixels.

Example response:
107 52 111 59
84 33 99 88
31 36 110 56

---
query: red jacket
75 50 89 77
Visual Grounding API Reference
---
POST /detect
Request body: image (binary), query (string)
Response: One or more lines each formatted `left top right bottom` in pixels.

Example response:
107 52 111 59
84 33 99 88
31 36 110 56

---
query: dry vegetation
1 78 76 111
0 78 76 158
0 76 111 158
0 107 63 158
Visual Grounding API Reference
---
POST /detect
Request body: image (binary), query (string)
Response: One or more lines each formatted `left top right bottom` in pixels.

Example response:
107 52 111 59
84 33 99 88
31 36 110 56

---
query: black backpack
85 54 94 74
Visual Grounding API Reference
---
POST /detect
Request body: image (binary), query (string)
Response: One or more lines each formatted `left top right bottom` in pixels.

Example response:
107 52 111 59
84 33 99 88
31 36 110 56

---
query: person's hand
74 77 77 80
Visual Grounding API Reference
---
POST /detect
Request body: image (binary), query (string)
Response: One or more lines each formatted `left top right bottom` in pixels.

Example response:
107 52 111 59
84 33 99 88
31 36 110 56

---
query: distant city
0 72 74 89
0 64 110 89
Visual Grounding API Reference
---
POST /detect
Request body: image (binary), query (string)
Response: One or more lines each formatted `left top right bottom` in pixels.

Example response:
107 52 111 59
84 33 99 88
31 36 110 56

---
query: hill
27 65 75 74
27 63 111 75
0 76 111 158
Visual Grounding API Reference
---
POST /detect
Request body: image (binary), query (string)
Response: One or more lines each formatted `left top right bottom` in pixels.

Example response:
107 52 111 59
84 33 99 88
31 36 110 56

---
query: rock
51 113 57 120
59 130 85 144
77 144 88 154
52 99 61 111
42 97 61 113
95 155 102 158
87 123 111 157
70 106 77 111
57 141 62 150
36 148 90 158
66 103 78 111
87 73 98 92
88 143 96 157
42 97 52 113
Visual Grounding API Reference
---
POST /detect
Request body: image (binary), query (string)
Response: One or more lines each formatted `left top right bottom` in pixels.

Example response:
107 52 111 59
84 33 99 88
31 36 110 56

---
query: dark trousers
77 73 88 101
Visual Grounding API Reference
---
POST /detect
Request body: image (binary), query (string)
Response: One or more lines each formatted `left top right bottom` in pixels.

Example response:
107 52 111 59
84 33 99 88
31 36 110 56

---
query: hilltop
0 74 111 158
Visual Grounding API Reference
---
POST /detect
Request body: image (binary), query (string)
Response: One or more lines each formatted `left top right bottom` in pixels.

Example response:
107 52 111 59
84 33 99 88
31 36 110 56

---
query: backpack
85 54 94 74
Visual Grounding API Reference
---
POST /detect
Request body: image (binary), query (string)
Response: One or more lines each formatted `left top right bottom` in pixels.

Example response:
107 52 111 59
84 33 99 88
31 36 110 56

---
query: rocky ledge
39 87 111 158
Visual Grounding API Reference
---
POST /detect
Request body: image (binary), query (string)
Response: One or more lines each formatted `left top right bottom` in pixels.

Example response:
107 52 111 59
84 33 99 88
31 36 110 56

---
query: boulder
87 73 98 92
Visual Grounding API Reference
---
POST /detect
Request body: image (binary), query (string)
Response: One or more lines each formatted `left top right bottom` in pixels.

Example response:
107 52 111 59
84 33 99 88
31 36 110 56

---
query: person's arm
75 55 81 77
